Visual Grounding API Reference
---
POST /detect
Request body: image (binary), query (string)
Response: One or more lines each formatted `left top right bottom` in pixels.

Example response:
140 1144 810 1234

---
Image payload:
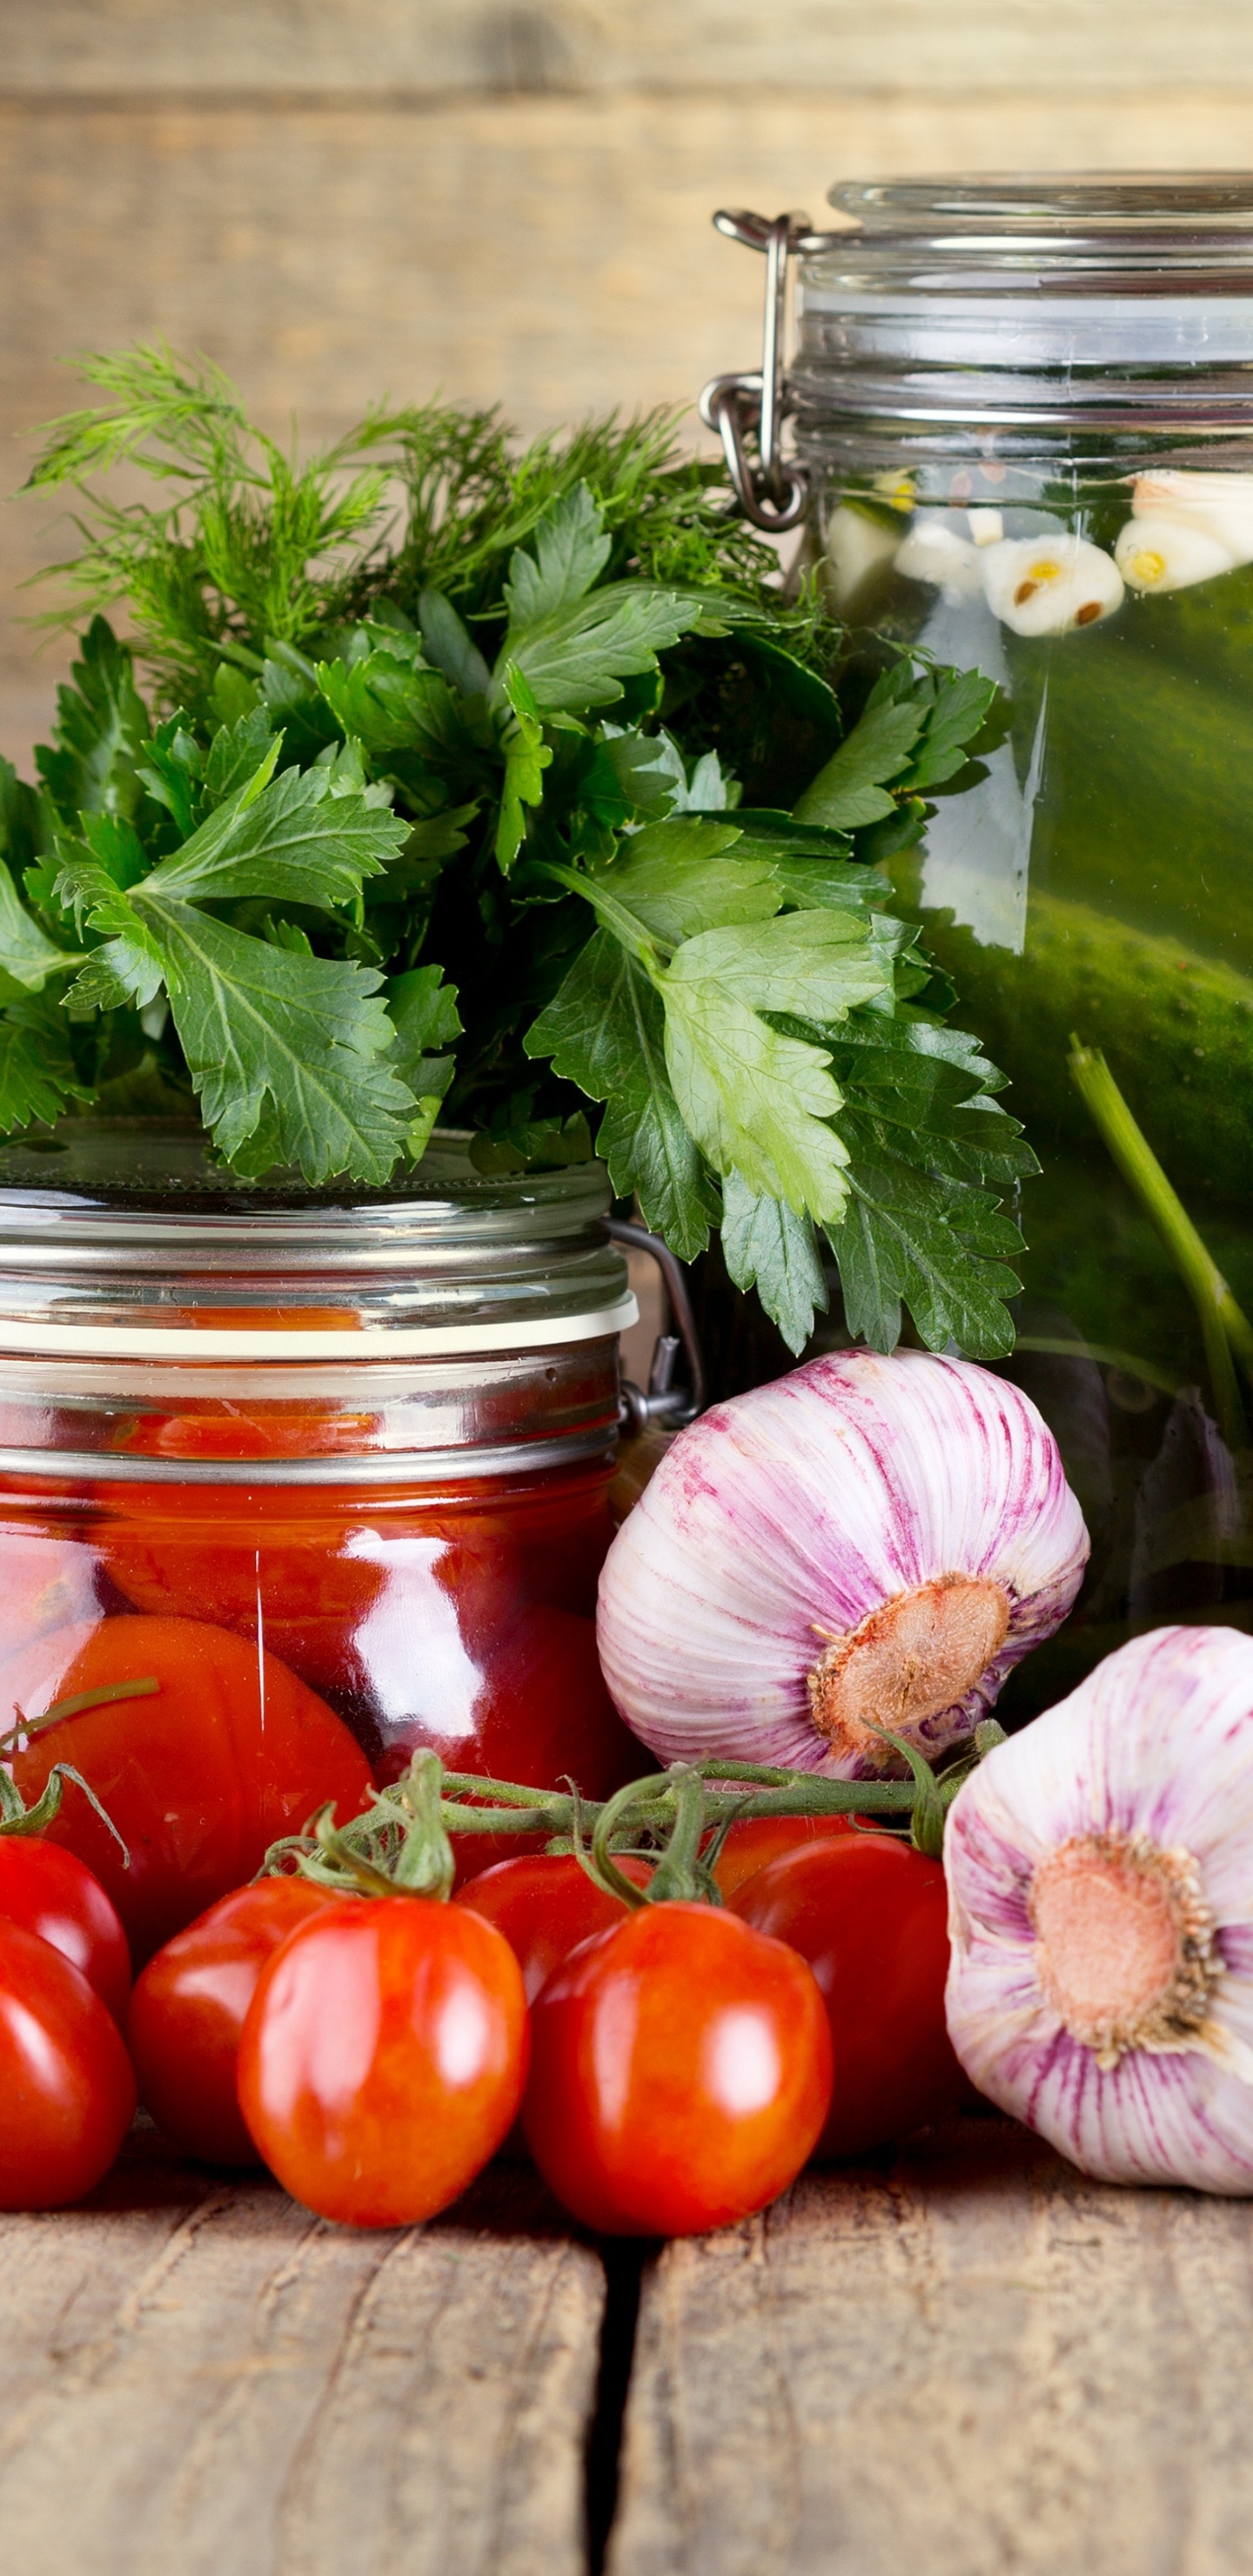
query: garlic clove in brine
595 1350 1089 1781
894 517 985 599
944 1626 1253 2192
981 533 1124 636
1116 513 1239 594
825 503 901 611
1129 467 1253 567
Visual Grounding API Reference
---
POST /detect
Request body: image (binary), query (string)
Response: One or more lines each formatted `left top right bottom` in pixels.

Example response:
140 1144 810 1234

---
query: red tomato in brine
730 1835 966 2156
523 1903 832 2237
0 1838 131 2023
4 1615 373 1962
0 1920 136 2208
238 1897 530 2226
0 1528 102 1645
454 1852 653 2000
129 1878 339 2165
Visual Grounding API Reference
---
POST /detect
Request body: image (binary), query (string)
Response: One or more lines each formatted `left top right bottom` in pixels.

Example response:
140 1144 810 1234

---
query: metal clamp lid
609 1220 706 1434
699 209 838 532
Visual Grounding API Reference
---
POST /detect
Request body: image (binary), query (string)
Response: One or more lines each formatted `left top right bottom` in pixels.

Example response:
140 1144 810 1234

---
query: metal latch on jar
609 1220 705 1435
699 208 840 533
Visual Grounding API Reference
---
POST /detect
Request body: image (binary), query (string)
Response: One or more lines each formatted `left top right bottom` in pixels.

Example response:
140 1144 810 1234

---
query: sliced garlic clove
825 503 901 611
894 517 985 598
981 533 1124 636
1115 513 1239 594
968 507 1004 547
1131 468 1253 565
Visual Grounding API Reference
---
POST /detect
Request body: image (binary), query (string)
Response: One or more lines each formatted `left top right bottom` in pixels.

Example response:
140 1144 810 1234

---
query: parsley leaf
661 971 849 1222
155 905 412 1182
0 994 93 1130
496 663 553 873
502 483 612 627
831 1122 1024 1361
721 1172 829 1355
793 697 924 828
0 860 84 999
601 817 774 943
144 759 405 908
525 929 718 1258
387 962 462 1159
35 618 149 825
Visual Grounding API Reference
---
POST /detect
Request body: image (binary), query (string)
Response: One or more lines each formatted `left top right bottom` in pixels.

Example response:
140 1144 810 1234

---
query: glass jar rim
794 171 1253 437
0 1120 635 1360
828 175 1253 245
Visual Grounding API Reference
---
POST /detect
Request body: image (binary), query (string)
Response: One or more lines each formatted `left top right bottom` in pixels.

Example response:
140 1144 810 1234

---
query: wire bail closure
699 209 834 533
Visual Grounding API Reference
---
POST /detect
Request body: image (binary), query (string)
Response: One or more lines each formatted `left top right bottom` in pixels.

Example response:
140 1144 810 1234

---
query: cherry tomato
0 1919 137 2208
710 1813 857 1900
454 1852 653 2001
523 1902 833 2237
4 1614 374 1963
129 1878 339 2166
0 1838 131 2023
730 1835 966 2156
238 1896 530 2226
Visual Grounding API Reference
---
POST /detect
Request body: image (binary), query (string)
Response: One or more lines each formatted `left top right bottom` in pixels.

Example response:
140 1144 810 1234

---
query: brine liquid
830 475 1253 1710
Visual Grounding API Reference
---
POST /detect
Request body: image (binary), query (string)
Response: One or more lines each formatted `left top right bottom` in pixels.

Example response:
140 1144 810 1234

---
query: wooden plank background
0 2127 605 2576
5 2113 1253 2574
3 3 1253 762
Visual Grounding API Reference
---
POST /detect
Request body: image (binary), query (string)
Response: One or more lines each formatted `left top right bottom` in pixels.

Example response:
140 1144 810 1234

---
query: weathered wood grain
608 2112 1253 2576
0 2126 605 2576
3 0 1253 99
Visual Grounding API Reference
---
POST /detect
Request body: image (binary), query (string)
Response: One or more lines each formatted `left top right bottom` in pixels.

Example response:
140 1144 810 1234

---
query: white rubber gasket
0 1295 638 1362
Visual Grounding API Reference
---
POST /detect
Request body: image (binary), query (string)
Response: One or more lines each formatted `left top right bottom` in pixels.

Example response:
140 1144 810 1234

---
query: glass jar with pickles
767 179 1253 1705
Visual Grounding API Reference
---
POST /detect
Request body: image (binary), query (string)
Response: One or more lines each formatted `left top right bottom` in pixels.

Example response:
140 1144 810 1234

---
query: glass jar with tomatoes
0 1122 646 1957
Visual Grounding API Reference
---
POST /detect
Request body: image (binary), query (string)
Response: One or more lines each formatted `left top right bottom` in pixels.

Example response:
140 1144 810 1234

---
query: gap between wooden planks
2 2115 1253 2575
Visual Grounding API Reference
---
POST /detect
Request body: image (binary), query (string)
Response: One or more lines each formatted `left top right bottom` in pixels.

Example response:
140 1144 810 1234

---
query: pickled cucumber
913 890 1253 1208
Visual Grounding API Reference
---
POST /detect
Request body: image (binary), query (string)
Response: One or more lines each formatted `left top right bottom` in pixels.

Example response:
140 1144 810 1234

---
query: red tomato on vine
238 1895 529 2225
0 1920 136 2208
4 1615 373 1962
729 1835 966 2156
710 1812 857 1900
523 1902 832 2236
0 1838 131 2023
454 1851 652 2000
129 1878 340 2166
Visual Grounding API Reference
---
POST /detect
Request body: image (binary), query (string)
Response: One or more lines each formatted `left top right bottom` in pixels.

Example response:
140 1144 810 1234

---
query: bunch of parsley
1 345 1035 1358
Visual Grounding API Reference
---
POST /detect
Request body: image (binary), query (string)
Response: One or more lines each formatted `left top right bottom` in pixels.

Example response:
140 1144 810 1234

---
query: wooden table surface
3 2112 1252 2576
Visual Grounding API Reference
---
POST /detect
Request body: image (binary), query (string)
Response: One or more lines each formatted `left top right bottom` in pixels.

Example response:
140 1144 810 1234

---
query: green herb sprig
3 345 1035 1357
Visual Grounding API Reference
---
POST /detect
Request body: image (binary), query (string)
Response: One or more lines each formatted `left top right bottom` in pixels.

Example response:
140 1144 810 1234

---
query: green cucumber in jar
904 890 1253 1212
996 627 1253 963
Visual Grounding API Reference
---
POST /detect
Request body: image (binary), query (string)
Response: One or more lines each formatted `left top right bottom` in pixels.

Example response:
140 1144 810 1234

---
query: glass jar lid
795 174 1253 433
0 1122 635 1362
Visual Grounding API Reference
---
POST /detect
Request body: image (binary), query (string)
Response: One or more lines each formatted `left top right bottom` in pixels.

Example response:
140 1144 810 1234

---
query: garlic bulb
981 533 1124 636
1115 513 1238 595
945 1626 1253 2192
596 1351 1089 1778
894 517 985 599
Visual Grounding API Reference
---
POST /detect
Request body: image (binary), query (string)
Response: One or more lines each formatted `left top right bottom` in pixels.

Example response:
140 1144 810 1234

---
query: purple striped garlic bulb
945 1627 1253 2191
596 1351 1088 1777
